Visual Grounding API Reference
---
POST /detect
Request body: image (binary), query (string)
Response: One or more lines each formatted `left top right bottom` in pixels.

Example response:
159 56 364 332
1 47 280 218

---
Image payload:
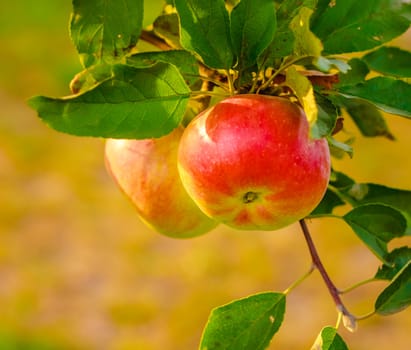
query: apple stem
299 219 357 331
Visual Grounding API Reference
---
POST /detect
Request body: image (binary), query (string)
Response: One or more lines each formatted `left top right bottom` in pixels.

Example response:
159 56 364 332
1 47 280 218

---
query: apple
178 94 330 231
105 127 218 238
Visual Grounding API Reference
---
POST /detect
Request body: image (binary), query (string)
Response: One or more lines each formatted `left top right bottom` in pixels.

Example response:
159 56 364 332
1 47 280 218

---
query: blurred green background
0 1 410 349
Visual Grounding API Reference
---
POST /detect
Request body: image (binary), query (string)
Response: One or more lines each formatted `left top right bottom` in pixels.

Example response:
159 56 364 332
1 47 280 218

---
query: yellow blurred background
0 1 410 349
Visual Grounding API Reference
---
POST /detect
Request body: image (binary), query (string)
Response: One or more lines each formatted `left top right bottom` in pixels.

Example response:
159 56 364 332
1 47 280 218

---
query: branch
140 30 173 51
299 219 357 332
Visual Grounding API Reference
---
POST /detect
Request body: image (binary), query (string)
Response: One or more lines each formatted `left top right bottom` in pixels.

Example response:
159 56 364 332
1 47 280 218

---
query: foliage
28 0 411 349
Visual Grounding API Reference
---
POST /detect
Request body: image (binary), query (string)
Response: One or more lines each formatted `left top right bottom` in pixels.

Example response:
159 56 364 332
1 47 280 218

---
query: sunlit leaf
315 57 351 74
70 0 144 67
375 261 411 315
311 326 349 350
285 67 317 127
290 7 323 57
28 63 190 139
200 292 286 350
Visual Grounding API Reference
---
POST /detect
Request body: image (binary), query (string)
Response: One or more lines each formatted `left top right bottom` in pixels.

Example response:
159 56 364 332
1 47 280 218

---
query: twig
140 30 172 51
299 219 357 332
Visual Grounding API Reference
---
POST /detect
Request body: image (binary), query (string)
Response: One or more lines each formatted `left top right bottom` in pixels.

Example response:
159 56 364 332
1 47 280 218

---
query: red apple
105 127 218 238
178 94 330 231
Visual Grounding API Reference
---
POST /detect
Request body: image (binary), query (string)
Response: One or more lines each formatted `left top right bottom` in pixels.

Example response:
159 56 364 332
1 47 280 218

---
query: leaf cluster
27 0 411 349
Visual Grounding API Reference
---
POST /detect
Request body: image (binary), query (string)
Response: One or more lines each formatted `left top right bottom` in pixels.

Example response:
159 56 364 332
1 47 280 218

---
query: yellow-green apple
178 94 330 231
105 127 218 238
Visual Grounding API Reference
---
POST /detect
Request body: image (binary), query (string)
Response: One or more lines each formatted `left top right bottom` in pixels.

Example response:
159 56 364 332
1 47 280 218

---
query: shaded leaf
335 58 369 87
153 13 181 49
329 170 355 188
70 0 144 67
276 0 317 24
259 0 317 67
200 292 286 350
311 93 338 139
126 50 199 85
339 77 411 118
375 261 411 315
69 63 113 94
230 0 276 71
375 247 411 280
174 0 234 69
363 46 411 78
381 0 411 21
341 98 395 140
327 136 353 158
311 0 410 54
338 183 411 233
310 189 346 217
260 30 294 64
28 63 190 139
311 326 349 350
343 204 407 263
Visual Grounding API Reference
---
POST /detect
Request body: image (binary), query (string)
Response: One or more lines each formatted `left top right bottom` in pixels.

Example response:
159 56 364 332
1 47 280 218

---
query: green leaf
153 13 182 49
339 98 395 140
28 63 190 139
174 0 234 69
230 0 276 70
311 0 410 54
285 67 318 127
314 57 351 74
311 326 349 350
126 50 199 86
199 292 286 350
343 204 407 263
259 0 317 67
329 170 355 188
363 46 411 78
260 30 295 64
337 182 411 232
69 63 113 95
381 0 411 21
335 58 369 87
338 77 411 118
289 7 323 57
375 261 411 315
70 0 144 67
311 93 338 139
375 247 411 280
327 136 353 158
310 189 346 217
276 0 317 24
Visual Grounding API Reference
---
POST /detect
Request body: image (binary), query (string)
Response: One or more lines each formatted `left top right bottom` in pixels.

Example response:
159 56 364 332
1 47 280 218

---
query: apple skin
177 94 331 231
105 127 218 238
